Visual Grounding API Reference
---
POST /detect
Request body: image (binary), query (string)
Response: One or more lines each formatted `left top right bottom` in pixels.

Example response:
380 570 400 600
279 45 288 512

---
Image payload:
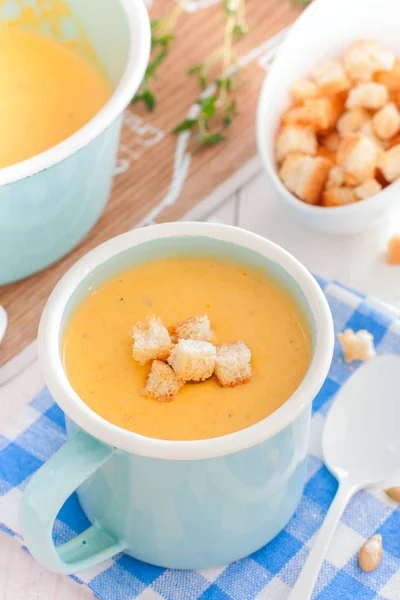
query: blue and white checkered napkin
1 277 400 600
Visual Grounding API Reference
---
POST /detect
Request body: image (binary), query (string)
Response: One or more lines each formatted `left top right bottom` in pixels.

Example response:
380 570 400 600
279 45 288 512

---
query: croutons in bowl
256 0 400 235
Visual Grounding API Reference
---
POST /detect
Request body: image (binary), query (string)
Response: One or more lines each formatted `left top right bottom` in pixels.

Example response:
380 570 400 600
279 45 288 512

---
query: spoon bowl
290 355 400 599
323 355 400 486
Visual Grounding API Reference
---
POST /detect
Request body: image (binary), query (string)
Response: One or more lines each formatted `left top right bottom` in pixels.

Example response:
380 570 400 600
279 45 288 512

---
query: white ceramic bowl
256 0 400 235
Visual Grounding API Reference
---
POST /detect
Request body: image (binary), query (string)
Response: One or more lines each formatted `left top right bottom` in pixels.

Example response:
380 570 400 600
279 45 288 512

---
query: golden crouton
132 316 172 365
343 172 360 186
279 154 332 205
290 79 318 102
175 315 213 342
319 131 340 152
312 59 350 95
346 82 388 110
321 187 357 207
275 125 317 163
277 42 400 206
372 103 400 139
143 360 182 402
338 329 376 363
282 97 342 131
391 89 400 110
168 339 216 382
354 179 382 200
326 165 345 188
336 108 369 137
359 120 388 150
387 235 400 264
375 60 400 91
337 133 379 184
344 40 395 82
317 146 336 163
375 167 390 188
215 341 252 387
388 133 400 149
379 144 400 182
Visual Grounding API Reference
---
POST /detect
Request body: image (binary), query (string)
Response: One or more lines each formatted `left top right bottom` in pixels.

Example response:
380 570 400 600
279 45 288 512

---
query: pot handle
19 429 127 574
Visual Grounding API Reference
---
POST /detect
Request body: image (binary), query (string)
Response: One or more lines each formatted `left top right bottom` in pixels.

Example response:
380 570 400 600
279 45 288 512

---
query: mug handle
19 429 127 574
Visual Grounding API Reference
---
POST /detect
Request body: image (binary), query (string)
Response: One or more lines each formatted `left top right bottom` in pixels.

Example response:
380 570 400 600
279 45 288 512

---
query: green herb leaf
131 86 155 111
200 104 216 118
197 96 217 117
130 89 145 105
196 97 215 108
224 100 237 127
188 64 203 75
173 119 198 133
146 49 167 78
290 0 311 6
217 76 236 91
233 23 247 39
189 65 208 88
152 33 175 48
199 74 208 90
199 131 226 147
143 90 156 111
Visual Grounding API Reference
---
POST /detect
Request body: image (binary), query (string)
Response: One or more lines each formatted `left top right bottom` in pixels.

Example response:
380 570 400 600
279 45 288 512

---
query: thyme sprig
131 3 187 111
132 0 247 148
174 0 246 149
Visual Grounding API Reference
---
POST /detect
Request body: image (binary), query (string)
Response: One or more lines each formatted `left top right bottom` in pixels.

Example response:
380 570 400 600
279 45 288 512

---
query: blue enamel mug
0 0 150 284
19 223 334 573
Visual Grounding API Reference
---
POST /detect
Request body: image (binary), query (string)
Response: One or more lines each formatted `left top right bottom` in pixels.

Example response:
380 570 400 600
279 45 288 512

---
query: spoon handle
288 480 357 600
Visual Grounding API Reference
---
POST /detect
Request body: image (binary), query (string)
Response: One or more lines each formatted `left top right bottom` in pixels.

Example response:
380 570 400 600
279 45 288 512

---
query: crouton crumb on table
338 329 377 363
387 235 400 264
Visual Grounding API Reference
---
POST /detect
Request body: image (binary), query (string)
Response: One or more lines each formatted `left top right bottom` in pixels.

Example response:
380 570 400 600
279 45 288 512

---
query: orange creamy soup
0 27 111 168
63 257 312 441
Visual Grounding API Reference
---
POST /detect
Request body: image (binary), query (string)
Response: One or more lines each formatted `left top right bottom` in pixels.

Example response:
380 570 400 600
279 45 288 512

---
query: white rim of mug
0 0 151 187
39 222 335 461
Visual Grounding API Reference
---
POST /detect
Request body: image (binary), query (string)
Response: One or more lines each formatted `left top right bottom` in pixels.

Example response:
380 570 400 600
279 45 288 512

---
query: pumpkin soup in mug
0 27 111 168
63 257 312 441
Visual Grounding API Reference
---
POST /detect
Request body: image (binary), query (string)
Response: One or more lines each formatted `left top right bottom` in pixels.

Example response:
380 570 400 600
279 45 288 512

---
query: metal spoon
289 355 400 600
